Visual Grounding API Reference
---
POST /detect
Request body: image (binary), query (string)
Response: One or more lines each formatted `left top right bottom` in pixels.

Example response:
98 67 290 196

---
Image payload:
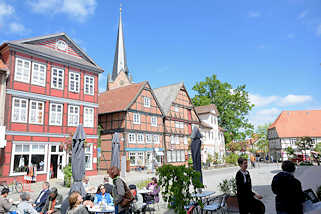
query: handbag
119 178 134 208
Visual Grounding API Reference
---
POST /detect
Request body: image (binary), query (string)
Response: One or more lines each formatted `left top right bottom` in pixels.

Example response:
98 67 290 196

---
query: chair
223 195 239 214
202 195 225 214
304 189 320 203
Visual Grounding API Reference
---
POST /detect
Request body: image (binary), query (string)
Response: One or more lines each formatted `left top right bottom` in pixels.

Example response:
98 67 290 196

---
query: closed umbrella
191 126 203 185
111 132 120 169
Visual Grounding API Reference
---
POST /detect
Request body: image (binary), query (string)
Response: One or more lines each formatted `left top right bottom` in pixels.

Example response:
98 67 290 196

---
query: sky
0 0 320 129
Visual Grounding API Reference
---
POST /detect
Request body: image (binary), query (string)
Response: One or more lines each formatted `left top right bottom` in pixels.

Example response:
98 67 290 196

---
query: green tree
192 74 254 143
255 124 270 158
314 142 321 153
296 137 314 161
285 147 295 159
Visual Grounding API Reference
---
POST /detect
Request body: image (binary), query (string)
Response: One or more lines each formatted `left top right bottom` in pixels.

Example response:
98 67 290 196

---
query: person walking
236 157 265 214
108 166 133 214
271 160 305 214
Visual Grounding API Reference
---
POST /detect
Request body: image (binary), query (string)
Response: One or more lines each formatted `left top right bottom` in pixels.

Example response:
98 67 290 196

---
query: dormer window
56 40 67 51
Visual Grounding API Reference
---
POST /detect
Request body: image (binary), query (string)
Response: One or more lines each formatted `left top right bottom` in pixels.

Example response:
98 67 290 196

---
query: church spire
111 5 129 81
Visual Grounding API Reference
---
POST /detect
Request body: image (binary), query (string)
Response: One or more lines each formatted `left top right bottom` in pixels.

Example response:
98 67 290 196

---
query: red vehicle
290 154 310 163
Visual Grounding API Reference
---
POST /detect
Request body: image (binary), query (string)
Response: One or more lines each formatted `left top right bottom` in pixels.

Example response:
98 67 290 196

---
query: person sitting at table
67 191 93 214
82 177 96 193
0 187 12 214
129 184 145 214
41 187 63 214
271 160 305 214
33 182 51 212
18 192 38 214
145 177 160 203
103 176 114 195
94 184 114 206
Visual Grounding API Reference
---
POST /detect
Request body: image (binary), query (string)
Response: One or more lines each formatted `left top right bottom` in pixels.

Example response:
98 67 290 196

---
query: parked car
290 154 310 163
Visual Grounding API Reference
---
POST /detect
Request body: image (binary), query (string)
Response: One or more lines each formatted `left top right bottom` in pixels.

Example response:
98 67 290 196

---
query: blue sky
0 0 320 128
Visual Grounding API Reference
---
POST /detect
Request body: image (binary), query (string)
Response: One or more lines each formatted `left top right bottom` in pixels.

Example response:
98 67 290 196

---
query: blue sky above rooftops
0 0 320 128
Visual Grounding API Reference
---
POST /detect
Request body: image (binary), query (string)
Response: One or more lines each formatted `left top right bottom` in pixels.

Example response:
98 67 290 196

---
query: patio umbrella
70 124 86 197
191 126 203 185
111 132 120 169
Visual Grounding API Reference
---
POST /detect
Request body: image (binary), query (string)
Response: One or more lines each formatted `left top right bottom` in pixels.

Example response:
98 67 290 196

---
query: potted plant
218 177 238 211
63 164 72 187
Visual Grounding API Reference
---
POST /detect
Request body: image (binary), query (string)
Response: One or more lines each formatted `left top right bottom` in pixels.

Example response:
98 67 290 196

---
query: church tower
107 7 132 91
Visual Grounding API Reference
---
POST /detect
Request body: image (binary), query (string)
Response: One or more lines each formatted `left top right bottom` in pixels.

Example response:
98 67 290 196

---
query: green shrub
63 164 72 187
299 161 313 166
225 153 239 165
218 177 237 196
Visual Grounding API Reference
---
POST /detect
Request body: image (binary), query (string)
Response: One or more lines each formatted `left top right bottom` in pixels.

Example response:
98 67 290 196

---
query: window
84 107 94 128
84 75 94 95
151 116 157 127
167 151 172 162
128 133 136 144
174 105 179 112
175 136 179 144
184 136 188 145
29 100 44 124
180 122 184 129
175 121 180 128
144 97 150 107
177 150 181 162
85 144 93 170
69 71 80 93
51 68 64 89
153 135 160 144
171 136 175 144
49 103 63 126
211 116 214 124
133 113 140 124
172 151 177 162
137 134 144 144
68 105 79 126
11 143 46 174
129 152 144 166
181 150 185 162
146 134 152 144
12 98 28 123
290 138 297 145
14 58 31 83
31 62 46 86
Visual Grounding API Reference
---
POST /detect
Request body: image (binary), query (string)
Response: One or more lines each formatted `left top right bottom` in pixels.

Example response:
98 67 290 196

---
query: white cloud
288 33 295 39
279 95 312 106
249 108 281 127
316 23 321 36
248 11 261 18
249 94 279 107
9 22 29 34
0 2 14 19
297 10 308 20
28 0 97 21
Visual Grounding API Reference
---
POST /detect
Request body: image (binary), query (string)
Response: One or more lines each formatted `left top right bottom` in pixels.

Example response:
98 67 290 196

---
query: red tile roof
0 59 8 72
195 104 219 115
269 110 321 138
98 82 146 114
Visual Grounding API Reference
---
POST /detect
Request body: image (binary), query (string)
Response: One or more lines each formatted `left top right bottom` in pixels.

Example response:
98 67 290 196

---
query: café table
88 205 115 213
190 191 216 214
137 189 152 194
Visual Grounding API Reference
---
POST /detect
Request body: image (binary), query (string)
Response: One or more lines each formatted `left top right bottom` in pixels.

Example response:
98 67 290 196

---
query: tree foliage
254 123 270 155
296 137 314 159
192 74 254 143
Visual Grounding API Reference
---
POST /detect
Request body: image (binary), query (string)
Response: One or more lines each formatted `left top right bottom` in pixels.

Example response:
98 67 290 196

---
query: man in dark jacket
34 182 50 212
41 187 63 214
103 176 113 195
271 160 305 214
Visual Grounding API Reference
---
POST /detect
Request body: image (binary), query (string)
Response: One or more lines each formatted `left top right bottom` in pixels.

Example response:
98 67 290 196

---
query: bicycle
0 179 23 194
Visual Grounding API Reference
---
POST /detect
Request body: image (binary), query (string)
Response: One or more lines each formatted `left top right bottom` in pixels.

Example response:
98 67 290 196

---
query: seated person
94 184 113 206
0 187 12 214
33 182 51 212
145 177 160 203
41 187 63 214
129 184 145 213
103 177 113 195
82 177 96 193
18 192 38 214
67 191 93 214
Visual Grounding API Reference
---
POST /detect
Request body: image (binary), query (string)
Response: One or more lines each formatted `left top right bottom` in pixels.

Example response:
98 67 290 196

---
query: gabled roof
153 82 184 115
200 121 212 129
0 59 9 72
269 110 321 138
1 33 103 73
98 82 146 114
195 104 219 115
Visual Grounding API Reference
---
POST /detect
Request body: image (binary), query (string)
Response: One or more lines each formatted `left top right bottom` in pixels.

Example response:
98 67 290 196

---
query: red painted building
0 33 103 183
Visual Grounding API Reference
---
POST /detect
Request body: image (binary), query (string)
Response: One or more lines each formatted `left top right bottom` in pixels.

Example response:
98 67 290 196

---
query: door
57 154 65 180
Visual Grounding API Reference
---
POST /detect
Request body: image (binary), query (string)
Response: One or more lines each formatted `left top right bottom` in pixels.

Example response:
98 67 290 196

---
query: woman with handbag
108 166 133 214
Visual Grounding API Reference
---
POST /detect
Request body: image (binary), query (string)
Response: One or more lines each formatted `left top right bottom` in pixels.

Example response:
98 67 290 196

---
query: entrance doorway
49 145 65 180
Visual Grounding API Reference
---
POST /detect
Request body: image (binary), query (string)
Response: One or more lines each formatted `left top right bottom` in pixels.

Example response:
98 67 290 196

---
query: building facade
98 81 164 170
195 104 225 163
0 33 103 182
268 110 321 161
153 83 200 165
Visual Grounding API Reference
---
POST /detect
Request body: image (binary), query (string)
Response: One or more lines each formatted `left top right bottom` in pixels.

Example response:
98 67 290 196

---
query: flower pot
226 195 239 212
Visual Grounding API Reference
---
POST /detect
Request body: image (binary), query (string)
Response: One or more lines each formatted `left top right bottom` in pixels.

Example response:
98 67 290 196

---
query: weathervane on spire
120 3 122 14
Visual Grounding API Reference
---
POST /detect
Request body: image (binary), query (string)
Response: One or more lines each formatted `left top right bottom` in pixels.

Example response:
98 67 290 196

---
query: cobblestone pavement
6 164 321 214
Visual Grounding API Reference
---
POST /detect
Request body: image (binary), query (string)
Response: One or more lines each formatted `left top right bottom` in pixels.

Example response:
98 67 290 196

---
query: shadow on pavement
252 184 276 214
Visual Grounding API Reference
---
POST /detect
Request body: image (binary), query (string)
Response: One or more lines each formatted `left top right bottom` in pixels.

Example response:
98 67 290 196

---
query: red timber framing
0 33 103 183
98 81 165 171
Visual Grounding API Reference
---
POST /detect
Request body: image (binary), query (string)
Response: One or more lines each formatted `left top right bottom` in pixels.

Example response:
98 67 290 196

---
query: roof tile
195 104 219 115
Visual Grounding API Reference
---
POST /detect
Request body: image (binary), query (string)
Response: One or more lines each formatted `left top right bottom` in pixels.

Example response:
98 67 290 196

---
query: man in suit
33 182 50 212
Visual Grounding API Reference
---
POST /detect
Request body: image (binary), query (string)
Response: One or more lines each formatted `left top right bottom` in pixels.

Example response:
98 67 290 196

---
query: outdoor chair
202 194 225 214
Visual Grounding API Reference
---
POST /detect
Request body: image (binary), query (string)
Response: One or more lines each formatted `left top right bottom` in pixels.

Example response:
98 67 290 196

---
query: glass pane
32 145 38 152
13 155 29 173
39 145 45 152
15 145 23 152
31 154 45 171
51 145 56 152
23 145 30 152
